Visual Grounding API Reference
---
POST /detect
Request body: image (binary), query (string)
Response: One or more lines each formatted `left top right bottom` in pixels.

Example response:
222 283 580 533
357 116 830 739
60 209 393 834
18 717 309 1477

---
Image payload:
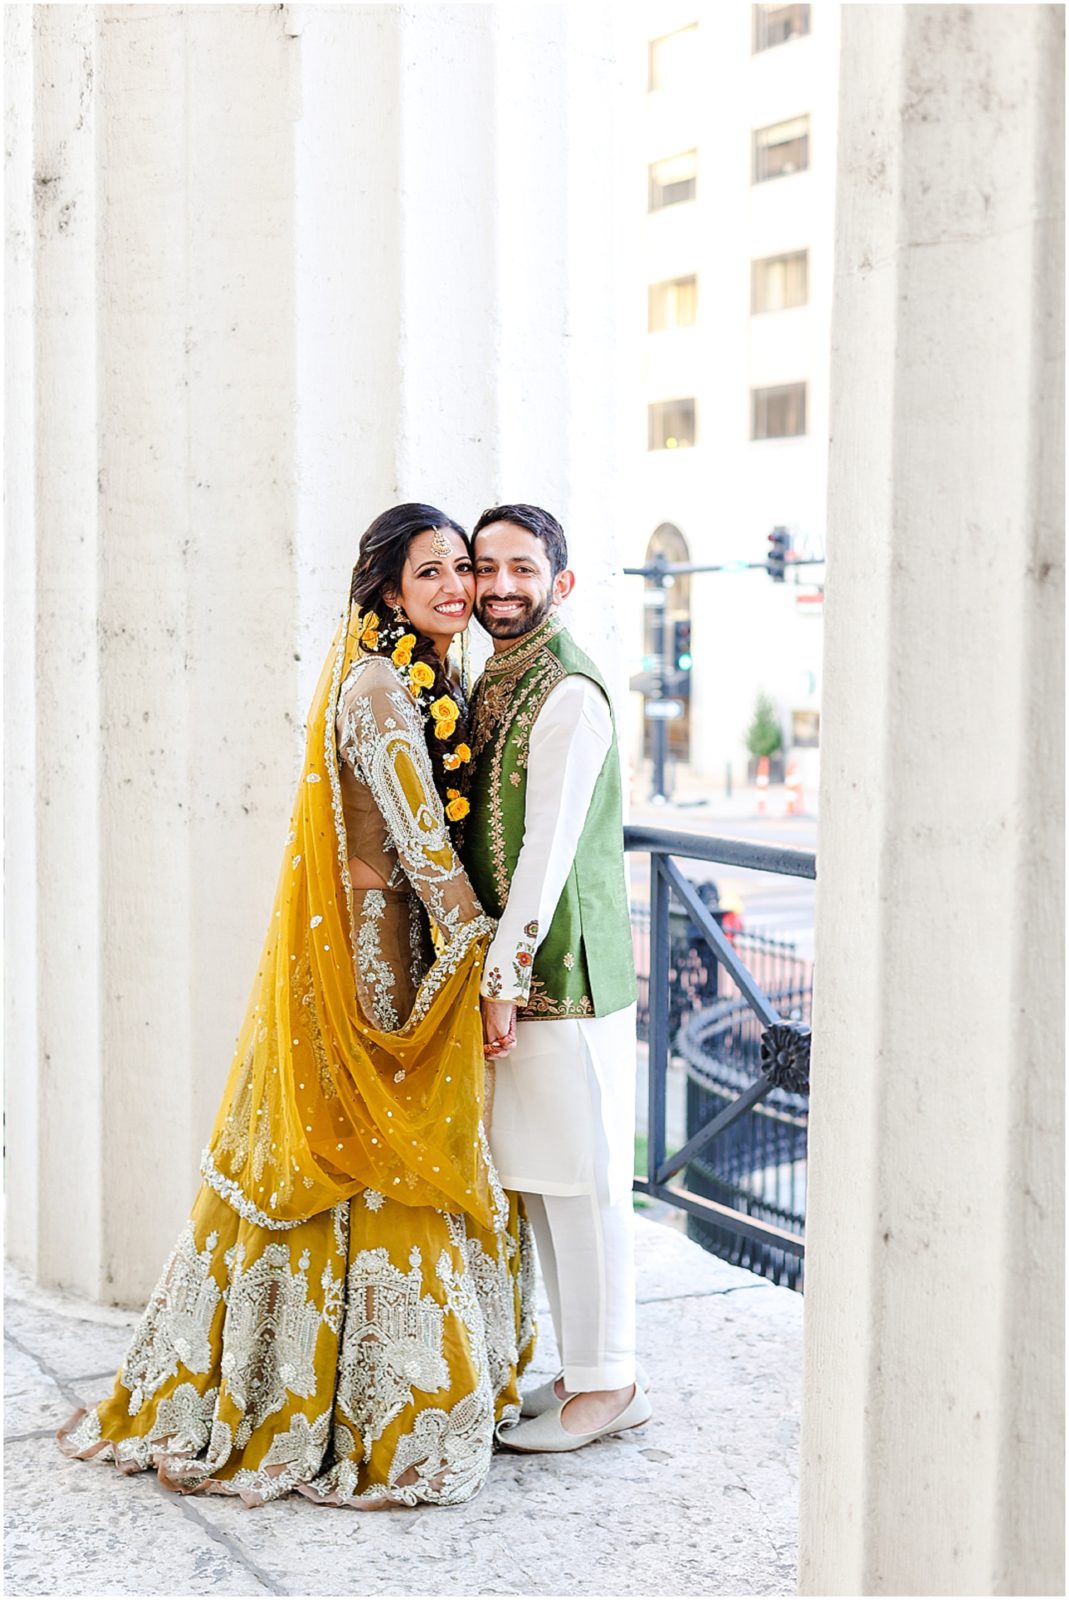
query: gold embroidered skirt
57 1180 535 1508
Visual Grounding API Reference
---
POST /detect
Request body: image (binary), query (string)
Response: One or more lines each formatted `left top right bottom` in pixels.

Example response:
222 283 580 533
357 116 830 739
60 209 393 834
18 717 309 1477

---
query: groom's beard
475 587 555 640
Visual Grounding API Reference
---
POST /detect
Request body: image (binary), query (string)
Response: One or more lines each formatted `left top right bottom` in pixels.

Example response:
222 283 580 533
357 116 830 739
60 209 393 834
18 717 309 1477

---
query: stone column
5 2 41 1281
289 2 636 698
6 5 300 1301
799 7 1064 1595
5 2 629 1303
26 5 105 1294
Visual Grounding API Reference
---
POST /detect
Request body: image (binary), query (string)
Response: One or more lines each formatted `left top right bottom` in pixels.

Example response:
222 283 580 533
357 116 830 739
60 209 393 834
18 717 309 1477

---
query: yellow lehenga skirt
58 1180 535 1507
59 615 538 1507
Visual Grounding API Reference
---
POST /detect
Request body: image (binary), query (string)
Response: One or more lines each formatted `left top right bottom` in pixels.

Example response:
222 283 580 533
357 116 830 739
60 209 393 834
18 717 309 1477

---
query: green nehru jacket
459 614 637 1019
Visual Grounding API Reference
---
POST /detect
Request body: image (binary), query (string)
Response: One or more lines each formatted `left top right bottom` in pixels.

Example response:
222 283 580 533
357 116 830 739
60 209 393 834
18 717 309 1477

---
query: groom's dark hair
472 503 568 579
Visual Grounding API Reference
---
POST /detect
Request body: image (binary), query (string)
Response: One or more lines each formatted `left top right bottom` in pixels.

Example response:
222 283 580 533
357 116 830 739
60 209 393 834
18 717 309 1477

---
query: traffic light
672 618 693 672
767 525 790 582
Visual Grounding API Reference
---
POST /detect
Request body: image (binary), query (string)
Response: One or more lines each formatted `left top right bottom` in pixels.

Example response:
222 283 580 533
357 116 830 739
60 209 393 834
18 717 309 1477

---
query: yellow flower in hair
359 610 381 650
391 633 416 668
434 719 458 741
408 662 435 691
445 789 470 822
430 695 460 724
443 742 471 770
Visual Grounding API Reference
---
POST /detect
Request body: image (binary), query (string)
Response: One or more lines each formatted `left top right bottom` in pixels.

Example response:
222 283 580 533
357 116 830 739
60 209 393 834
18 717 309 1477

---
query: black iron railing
626 825 816 1284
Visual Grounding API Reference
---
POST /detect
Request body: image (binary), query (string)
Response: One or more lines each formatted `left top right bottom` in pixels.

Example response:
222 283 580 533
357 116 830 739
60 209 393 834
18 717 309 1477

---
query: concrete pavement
5 1216 802 1598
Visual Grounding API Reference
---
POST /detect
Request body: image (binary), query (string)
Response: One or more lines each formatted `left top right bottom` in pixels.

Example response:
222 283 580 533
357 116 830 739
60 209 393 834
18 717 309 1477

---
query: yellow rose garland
442 742 472 772
353 608 472 833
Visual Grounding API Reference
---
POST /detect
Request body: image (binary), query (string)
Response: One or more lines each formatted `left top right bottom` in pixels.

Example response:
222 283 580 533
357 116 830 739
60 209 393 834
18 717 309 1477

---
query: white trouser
489 1004 637 1392
523 1188 637 1391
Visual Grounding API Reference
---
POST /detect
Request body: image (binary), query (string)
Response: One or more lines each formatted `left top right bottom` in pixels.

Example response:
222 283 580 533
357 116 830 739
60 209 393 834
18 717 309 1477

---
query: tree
745 691 783 760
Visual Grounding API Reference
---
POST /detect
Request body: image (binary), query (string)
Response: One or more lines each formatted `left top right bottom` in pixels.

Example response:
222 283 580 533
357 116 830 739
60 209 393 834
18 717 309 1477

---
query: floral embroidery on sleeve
480 920 539 1004
511 921 539 1000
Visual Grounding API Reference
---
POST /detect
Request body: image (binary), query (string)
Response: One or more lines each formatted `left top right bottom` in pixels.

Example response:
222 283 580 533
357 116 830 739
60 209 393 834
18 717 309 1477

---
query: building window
649 399 696 450
641 524 692 762
648 23 698 92
753 4 811 52
649 150 697 212
752 383 806 439
752 116 809 183
751 251 808 313
649 275 698 332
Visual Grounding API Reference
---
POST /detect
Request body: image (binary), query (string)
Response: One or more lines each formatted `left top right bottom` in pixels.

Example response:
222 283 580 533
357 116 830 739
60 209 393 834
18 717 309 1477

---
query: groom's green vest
459 616 636 1020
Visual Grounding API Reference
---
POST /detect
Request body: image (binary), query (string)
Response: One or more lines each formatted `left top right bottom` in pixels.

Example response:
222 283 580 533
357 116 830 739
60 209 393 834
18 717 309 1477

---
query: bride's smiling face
387 528 475 651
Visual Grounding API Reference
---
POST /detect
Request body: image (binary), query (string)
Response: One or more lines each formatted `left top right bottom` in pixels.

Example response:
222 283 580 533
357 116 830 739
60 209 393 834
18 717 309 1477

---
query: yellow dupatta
200 605 498 1231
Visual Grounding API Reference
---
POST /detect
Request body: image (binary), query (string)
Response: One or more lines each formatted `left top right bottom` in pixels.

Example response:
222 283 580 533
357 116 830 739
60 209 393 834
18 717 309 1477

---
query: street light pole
646 554 669 803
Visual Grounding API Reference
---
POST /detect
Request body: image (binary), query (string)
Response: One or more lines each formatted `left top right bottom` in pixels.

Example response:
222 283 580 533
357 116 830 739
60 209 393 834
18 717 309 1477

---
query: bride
58 504 536 1507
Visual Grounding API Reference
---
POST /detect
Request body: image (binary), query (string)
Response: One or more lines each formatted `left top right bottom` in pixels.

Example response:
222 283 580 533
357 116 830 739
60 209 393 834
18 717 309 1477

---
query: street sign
642 590 667 608
645 699 684 720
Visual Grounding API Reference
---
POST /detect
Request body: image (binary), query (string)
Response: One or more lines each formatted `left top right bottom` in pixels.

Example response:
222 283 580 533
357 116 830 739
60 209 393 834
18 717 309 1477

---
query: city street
627 786 818 960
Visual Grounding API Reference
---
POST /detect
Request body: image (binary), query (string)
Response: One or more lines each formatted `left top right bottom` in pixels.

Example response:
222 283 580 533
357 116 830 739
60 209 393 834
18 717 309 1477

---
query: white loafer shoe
520 1360 652 1418
498 1384 653 1452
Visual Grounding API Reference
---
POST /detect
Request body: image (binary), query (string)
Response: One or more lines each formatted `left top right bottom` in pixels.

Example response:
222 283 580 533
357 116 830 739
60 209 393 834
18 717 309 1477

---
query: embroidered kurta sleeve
481 675 613 1003
337 660 490 940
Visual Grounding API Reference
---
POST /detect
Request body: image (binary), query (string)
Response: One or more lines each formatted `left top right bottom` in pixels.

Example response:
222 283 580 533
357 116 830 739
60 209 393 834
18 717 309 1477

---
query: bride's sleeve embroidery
338 662 490 941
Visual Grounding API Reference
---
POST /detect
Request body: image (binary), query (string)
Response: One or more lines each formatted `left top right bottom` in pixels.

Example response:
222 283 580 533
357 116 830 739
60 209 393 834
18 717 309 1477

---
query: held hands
482 998 517 1060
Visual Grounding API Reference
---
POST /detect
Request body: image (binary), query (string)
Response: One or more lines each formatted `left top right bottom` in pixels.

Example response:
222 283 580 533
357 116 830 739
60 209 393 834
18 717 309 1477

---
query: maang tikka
429 526 453 558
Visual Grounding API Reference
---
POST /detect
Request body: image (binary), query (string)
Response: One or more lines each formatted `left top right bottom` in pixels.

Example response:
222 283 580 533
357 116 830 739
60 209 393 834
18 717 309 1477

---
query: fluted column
5 2 631 1303
5 1 43 1282
799 7 1064 1594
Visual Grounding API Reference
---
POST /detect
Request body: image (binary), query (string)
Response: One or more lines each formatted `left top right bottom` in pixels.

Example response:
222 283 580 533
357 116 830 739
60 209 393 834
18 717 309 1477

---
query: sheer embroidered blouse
335 655 488 939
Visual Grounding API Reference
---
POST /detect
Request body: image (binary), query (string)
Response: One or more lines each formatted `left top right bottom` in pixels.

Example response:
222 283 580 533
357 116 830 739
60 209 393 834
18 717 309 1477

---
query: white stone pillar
290 2 636 698
5 1 41 1281
6 2 630 1304
6 4 300 1302
31 4 105 1295
799 7 1064 1595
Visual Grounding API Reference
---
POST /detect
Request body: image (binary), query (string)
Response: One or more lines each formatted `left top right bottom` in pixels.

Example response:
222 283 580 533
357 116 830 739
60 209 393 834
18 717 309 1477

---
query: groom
459 503 651 1450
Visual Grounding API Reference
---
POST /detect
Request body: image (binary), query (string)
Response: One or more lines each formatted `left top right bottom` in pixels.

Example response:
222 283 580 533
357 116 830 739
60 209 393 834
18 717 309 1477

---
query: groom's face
473 523 560 640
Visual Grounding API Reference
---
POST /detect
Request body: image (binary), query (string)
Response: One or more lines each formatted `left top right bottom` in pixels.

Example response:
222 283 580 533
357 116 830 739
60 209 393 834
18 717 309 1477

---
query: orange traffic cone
756 755 769 816
785 757 804 816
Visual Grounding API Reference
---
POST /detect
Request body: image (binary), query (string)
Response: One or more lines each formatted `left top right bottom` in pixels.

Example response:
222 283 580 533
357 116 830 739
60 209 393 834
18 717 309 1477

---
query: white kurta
481 675 637 1202
479 673 637 1390
488 1007 637 1204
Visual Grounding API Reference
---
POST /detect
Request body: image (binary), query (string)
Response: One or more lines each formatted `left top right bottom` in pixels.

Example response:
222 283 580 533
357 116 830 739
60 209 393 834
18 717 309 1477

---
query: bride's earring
393 604 407 626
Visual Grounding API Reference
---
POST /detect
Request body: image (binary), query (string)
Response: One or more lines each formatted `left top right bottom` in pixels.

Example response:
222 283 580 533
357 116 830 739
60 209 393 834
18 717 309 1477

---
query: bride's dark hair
349 503 471 795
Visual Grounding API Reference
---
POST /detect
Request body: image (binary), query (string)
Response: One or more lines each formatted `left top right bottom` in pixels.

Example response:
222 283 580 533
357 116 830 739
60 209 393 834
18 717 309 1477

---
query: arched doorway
642 523 692 765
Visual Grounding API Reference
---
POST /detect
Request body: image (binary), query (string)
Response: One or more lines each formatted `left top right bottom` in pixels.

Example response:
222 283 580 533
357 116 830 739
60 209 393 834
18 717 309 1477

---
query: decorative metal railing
626 825 816 1284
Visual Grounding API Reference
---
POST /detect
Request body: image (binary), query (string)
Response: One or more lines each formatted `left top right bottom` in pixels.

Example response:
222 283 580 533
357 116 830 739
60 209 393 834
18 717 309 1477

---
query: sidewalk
5 1218 803 1598
627 786 817 831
